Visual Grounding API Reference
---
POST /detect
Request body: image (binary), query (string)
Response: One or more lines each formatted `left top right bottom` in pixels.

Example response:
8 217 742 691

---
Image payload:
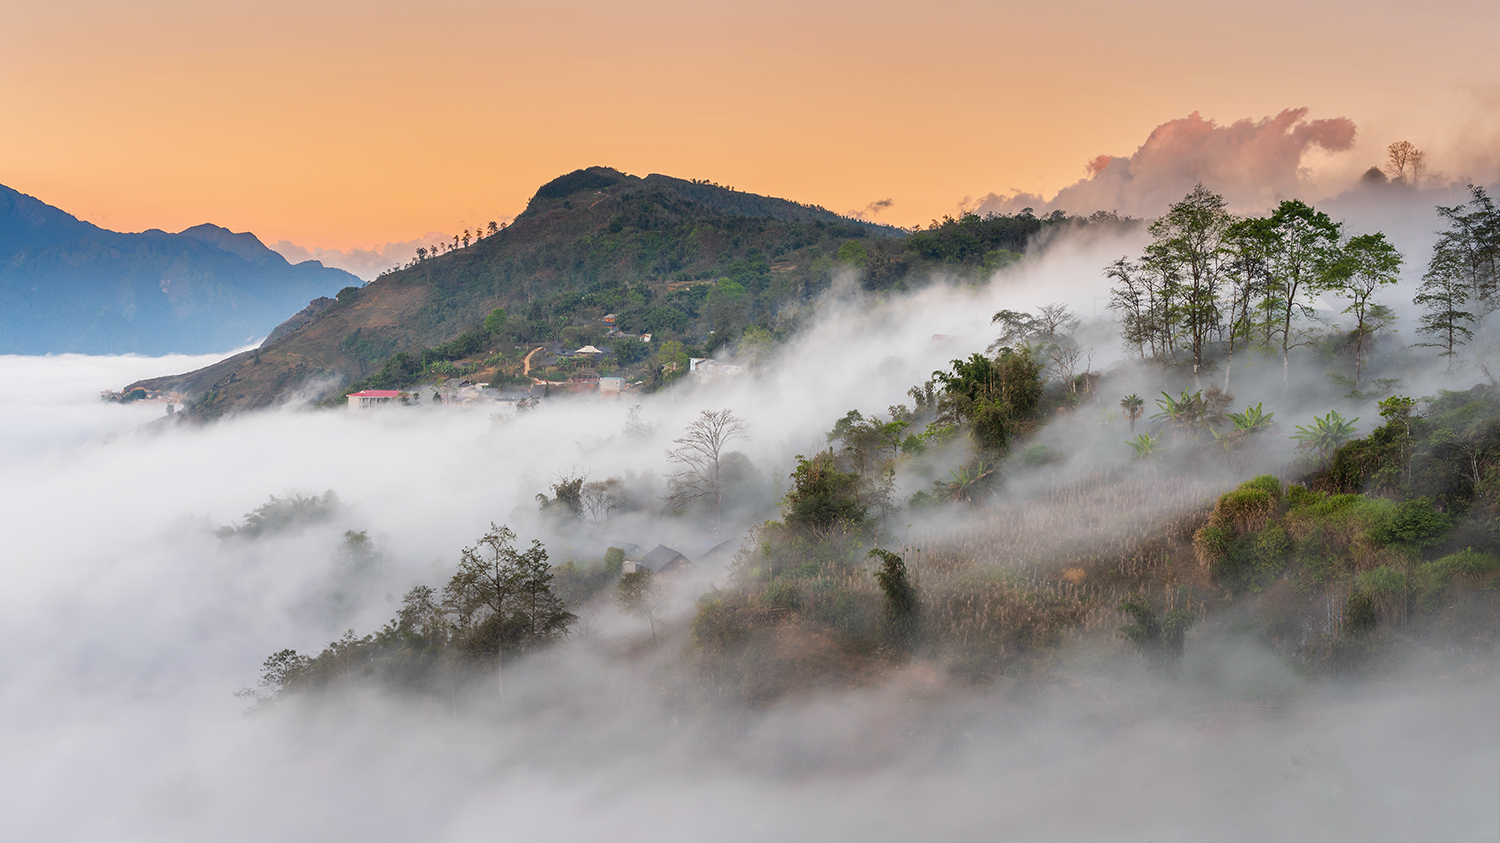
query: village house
346 389 404 410
622 544 692 575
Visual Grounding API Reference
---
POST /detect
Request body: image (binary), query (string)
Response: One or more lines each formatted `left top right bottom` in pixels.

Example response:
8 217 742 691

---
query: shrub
1425 548 1500 579
1117 593 1195 672
1369 496 1450 548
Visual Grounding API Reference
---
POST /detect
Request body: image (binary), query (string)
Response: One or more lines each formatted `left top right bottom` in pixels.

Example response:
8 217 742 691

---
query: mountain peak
0 182 103 259
177 223 290 269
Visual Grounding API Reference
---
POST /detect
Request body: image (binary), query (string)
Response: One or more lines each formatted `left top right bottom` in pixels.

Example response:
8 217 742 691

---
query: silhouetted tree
442 524 575 698
1330 232 1403 392
666 409 748 528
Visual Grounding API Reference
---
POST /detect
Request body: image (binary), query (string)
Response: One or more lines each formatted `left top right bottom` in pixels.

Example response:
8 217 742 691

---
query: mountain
0 184 360 355
128 166 1103 415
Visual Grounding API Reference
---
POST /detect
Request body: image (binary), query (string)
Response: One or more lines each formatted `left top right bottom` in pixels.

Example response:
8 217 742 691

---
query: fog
2 217 1497 841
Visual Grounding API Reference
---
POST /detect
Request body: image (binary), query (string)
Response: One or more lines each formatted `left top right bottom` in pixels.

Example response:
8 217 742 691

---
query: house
575 345 605 356
622 544 692 575
347 389 404 410
599 376 624 396
688 359 745 382
693 539 741 570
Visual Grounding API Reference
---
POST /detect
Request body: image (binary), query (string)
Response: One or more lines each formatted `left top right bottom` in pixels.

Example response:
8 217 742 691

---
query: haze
3 212 1498 839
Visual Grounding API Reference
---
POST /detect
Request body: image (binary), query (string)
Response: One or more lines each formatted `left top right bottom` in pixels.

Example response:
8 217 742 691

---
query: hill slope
0 185 360 354
130 166 1105 414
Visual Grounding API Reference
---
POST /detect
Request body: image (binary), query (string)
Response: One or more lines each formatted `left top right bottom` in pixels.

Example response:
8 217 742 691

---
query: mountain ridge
0 185 359 355
127 166 1107 414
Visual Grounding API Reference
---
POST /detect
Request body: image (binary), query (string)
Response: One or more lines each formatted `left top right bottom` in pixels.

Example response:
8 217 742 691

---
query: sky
3 0 1500 260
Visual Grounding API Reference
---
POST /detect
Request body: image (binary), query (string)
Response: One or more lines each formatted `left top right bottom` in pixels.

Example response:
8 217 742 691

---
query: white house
347 389 403 410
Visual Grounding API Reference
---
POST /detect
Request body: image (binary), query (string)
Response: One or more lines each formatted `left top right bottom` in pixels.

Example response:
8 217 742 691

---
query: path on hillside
522 346 544 375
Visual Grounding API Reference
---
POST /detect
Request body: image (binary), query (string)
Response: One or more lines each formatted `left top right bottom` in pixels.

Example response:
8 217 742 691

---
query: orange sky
3 0 1498 251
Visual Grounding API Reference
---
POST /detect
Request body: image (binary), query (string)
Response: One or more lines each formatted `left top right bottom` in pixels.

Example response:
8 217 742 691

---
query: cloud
848 198 895 220
1 211 1495 840
973 108 1358 219
272 233 452 281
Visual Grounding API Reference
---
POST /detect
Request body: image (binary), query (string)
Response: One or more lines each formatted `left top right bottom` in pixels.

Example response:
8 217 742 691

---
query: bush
1369 496 1450 548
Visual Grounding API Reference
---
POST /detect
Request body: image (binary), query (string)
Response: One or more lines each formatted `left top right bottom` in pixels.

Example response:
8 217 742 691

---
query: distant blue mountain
0 184 360 355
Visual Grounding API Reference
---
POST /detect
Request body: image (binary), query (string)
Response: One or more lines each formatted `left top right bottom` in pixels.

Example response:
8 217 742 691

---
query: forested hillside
130 167 1126 413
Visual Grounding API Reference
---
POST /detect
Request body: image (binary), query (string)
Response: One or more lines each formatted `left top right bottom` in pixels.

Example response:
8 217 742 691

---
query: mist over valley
5 120 1500 840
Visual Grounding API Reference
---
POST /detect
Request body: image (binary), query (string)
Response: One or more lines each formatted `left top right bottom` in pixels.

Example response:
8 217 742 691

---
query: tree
614 569 664 641
1384 141 1425 186
1414 245 1475 371
1118 593 1195 673
581 477 626 523
1121 394 1145 432
537 475 584 520
933 349 1044 458
869 548 919 648
665 409 748 528
1033 302 1081 340
1220 216 1276 392
1330 232 1403 392
1144 184 1232 384
483 308 509 336
441 524 575 698
784 450 868 534
1263 200 1344 389
1427 185 1499 319
1106 258 1155 361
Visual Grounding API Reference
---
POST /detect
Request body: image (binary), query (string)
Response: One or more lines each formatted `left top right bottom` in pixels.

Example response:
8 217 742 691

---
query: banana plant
1291 410 1359 462
1150 390 1205 440
1127 432 1161 460
941 460 995 503
1226 402 1274 434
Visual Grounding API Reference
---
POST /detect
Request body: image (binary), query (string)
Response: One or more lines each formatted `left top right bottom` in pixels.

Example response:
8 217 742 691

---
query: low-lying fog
2 225 1496 841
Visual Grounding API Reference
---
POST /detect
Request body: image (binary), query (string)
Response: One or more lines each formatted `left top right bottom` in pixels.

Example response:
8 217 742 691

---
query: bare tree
1034 302 1081 341
665 409 747 528
581 477 626 523
1384 141 1425 186
1046 336 1085 393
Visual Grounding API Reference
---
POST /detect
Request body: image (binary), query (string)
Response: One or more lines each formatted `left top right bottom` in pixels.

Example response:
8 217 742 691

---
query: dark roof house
631 544 692 574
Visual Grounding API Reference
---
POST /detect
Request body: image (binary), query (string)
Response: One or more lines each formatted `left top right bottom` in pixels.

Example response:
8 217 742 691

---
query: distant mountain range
0 184 360 354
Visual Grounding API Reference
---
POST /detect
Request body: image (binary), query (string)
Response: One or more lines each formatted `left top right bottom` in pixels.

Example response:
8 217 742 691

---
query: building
599 376 624 396
689 358 746 382
623 544 693 575
347 389 403 410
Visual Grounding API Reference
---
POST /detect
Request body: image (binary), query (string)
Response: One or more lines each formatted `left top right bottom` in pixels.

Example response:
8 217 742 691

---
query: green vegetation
142 167 1133 415
241 523 583 709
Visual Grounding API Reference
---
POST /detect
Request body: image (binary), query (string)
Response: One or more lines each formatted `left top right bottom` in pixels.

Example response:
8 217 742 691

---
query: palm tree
1121 394 1145 432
